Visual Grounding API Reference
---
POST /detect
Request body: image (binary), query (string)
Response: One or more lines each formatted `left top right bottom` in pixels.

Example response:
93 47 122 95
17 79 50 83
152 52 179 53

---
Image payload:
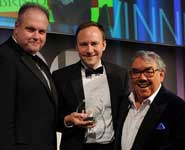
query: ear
14 21 20 28
102 40 106 51
13 21 20 34
160 70 165 82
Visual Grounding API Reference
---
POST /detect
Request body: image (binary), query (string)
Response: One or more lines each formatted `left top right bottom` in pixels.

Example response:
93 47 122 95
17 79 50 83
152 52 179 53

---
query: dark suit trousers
83 142 114 150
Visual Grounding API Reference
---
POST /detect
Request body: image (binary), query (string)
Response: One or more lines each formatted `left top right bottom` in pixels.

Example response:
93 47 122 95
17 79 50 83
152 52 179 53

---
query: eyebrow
79 41 99 45
132 67 154 70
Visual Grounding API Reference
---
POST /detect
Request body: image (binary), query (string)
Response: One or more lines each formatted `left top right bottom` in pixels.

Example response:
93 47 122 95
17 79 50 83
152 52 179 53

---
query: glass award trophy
76 98 105 140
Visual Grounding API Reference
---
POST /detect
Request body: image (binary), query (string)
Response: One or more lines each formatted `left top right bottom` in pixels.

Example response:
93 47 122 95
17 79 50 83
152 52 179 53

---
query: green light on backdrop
0 0 54 22
91 8 99 22
99 0 113 7
91 0 113 22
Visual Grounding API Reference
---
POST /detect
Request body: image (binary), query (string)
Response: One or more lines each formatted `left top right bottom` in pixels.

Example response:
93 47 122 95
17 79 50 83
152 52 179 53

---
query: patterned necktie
32 55 46 70
32 55 52 89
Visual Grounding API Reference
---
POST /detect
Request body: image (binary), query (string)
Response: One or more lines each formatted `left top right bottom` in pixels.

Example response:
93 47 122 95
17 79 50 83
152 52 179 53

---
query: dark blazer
115 86 185 150
0 37 57 150
52 61 129 150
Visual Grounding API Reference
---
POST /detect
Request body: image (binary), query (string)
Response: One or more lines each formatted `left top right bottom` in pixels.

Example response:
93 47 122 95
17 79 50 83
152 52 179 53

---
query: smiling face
76 26 106 69
130 56 165 101
13 8 49 54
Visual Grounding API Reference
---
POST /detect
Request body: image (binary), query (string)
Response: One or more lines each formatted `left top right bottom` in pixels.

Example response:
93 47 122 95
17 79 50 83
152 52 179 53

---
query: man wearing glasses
115 50 185 150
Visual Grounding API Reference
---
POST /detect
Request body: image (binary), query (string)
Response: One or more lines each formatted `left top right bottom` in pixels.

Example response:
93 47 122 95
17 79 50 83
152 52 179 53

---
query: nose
33 31 40 39
86 43 94 53
139 72 147 80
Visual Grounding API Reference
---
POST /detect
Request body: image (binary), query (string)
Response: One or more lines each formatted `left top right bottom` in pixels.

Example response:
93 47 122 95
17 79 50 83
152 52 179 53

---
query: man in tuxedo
0 2 57 150
115 50 185 150
52 21 129 150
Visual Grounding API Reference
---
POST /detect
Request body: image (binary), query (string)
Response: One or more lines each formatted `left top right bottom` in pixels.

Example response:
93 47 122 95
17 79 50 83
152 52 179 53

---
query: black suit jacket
115 86 185 150
0 37 57 150
52 61 129 150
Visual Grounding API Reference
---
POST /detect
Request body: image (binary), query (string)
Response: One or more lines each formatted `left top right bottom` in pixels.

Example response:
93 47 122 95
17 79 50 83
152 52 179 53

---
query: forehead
22 8 48 21
77 26 103 38
131 57 157 69
19 8 48 28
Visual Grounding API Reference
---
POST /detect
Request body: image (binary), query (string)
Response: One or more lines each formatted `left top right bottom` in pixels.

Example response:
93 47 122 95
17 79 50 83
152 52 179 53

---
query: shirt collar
12 35 17 43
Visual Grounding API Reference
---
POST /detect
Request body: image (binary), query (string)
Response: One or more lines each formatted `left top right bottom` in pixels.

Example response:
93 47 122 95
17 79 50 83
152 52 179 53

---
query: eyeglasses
130 67 160 79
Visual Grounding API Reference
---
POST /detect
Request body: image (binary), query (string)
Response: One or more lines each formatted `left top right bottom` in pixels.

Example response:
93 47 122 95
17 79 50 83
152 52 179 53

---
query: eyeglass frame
129 67 160 79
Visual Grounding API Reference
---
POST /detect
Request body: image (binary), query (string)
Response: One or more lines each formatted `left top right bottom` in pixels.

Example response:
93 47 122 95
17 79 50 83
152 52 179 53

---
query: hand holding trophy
75 100 95 127
76 97 106 140
76 97 105 140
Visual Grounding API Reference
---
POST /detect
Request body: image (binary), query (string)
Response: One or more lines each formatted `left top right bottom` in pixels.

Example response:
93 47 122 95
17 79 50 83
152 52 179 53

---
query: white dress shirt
81 61 114 144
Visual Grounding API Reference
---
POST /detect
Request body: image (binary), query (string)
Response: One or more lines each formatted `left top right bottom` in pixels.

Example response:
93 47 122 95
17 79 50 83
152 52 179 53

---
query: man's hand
64 112 96 128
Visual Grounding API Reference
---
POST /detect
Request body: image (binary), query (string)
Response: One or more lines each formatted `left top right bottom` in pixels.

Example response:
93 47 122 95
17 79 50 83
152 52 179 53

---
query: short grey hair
130 50 166 72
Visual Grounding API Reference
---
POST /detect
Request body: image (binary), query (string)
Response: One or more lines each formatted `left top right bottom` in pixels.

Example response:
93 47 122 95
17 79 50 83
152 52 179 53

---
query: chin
84 61 96 66
28 49 39 54
140 92 151 99
138 89 151 95
141 95 150 99
86 64 95 68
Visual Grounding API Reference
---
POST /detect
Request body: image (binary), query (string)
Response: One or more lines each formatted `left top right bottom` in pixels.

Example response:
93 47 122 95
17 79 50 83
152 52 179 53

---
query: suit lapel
103 62 119 126
21 55 50 91
21 54 58 108
71 62 85 104
116 99 131 148
132 87 168 150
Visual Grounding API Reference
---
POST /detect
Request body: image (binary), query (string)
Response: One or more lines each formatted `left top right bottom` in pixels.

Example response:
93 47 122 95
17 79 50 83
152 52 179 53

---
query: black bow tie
85 66 103 77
